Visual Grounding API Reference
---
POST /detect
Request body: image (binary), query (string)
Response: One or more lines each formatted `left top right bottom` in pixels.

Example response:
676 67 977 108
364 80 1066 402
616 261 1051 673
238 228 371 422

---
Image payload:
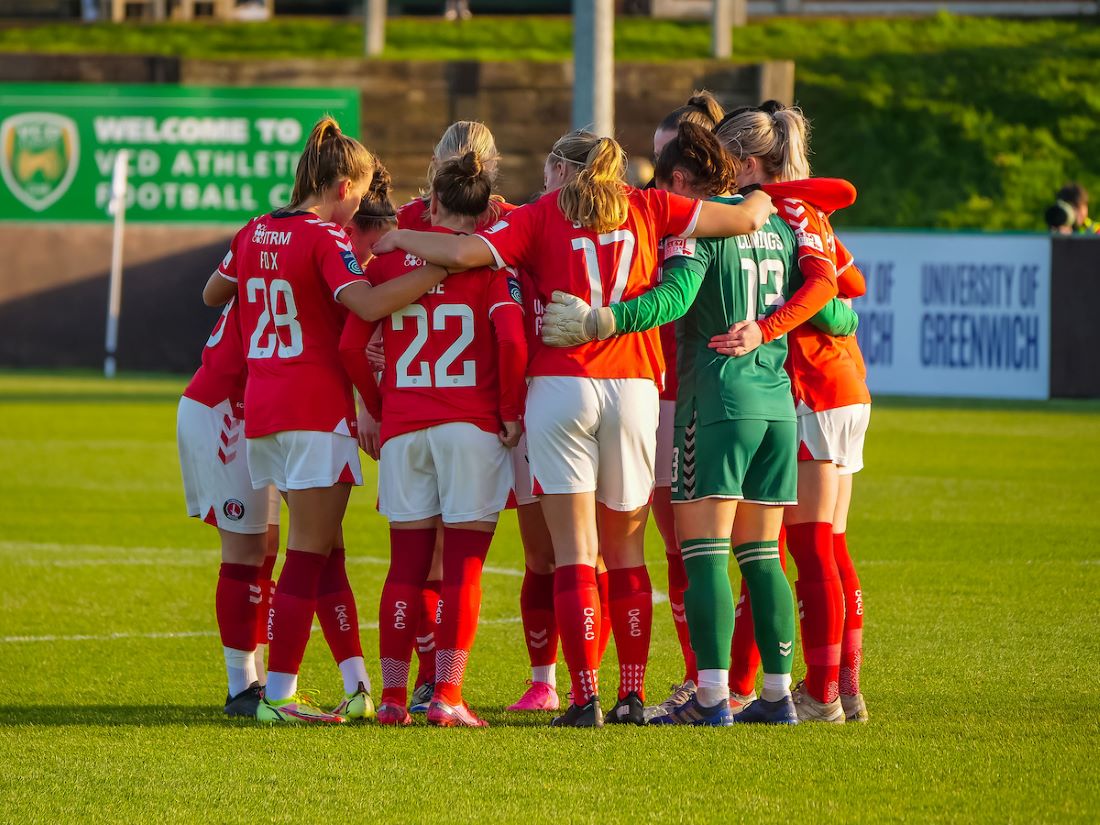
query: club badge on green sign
0 84 360 224
1 112 80 212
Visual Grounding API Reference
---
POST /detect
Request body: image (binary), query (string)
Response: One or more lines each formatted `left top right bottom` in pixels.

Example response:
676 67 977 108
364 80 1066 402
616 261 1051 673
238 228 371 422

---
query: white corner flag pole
104 149 130 379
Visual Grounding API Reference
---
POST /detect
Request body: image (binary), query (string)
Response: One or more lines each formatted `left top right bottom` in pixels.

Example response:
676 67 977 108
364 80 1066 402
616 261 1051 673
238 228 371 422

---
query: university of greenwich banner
842 232 1051 400
0 84 360 224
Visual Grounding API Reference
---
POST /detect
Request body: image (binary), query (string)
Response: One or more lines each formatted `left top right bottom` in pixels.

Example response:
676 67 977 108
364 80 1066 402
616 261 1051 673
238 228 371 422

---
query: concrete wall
0 53 793 371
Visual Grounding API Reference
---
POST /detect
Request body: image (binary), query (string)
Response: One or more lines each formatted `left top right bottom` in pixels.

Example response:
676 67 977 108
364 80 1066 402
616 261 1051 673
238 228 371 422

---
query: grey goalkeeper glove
541 290 617 347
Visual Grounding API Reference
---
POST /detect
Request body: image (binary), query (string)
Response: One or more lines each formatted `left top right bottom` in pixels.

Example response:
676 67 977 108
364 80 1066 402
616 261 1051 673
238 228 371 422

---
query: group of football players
177 90 871 728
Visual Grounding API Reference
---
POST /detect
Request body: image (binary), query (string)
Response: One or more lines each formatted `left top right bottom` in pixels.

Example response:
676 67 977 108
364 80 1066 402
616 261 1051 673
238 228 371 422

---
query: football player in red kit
177 297 280 717
341 151 527 727
373 129 775 726
202 117 455 724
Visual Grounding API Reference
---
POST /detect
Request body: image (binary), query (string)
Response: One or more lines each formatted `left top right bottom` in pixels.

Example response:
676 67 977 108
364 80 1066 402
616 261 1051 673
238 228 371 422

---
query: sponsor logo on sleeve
665 238 696 258
340 250 364 276
403 253 425 269
507 276 523 304
484 219 509 235
796 230 825 253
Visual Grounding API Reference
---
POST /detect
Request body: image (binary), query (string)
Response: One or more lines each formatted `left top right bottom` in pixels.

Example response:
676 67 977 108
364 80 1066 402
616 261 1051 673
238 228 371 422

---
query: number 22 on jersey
246 277 304 359
392 304 476 388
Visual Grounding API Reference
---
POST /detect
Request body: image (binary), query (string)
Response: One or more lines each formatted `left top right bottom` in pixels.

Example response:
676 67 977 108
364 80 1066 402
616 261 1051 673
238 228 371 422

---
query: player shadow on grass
0 706 560 728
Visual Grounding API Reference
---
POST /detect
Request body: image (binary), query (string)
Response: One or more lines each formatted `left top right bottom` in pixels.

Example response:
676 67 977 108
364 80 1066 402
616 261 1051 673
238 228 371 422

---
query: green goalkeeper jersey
666 194 799 425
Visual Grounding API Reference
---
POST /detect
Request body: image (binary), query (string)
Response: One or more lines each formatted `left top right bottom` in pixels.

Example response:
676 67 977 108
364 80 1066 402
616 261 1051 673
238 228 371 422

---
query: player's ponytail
658 90 725 133
715 101 811 182
290 115 376 206
352 163 397 232
432 151 493 217
654 121 739 197
552 131 630 234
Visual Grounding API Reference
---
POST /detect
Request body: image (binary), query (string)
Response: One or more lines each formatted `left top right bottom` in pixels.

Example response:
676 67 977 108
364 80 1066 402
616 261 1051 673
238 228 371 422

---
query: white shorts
511 431 538 507
655 399 676 489
246 430 362 492
525 375 659 512
796 402 871 475
378 422 513 523
177 396 279 534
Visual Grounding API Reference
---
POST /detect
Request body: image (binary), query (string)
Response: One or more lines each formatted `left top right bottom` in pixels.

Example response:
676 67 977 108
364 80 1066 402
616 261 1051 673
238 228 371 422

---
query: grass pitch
0 372 1097 822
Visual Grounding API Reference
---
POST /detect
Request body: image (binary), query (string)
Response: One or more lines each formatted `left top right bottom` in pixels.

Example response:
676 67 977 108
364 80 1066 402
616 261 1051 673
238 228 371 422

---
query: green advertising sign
0 83 360 224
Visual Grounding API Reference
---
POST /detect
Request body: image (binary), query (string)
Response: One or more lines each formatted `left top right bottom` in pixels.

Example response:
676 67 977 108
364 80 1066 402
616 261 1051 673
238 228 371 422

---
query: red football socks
316 547 363 665
596 568 611 662
787 522 844 703
520 568 558 668
433 528 493 707
833 531 864 696
554 564 601 704
379 528 436 706
415 580 442 688
254 553 277 647
666 549 698 684
266 549 326 675
608 565 652 700
216 562 263 653
729 527 787 695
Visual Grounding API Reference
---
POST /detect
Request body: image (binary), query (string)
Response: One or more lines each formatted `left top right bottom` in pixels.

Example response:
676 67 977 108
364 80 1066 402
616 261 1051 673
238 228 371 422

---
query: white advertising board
842 232 1051 400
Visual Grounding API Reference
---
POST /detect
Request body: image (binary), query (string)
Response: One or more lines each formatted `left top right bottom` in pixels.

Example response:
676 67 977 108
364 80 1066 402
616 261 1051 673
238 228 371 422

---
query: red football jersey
359 227 526 445
182 297 247 416
223 211 369 438
476 187 700 385
772 193 871 411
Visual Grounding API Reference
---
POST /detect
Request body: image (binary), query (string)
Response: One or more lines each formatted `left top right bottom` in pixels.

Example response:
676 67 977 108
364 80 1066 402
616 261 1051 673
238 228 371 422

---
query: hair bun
369 165 392 196
457 150 483 179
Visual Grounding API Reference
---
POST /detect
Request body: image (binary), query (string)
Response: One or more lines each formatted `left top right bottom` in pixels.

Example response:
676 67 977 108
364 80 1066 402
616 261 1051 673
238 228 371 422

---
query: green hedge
2 13 1097 228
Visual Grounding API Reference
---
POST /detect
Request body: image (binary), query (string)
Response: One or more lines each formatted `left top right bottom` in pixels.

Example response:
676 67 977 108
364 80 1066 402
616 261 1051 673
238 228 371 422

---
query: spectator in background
445 0 473 20
1045 201 1074 235
1056 183 1100 234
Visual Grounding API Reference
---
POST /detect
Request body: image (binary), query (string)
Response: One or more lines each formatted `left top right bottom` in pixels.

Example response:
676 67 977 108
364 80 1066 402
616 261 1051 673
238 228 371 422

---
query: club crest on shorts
1 112 80 212
223 499 245 521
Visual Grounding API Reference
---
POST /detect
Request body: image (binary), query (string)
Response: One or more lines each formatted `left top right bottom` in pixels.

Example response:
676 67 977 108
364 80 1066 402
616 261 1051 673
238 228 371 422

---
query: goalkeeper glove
541 290 617 347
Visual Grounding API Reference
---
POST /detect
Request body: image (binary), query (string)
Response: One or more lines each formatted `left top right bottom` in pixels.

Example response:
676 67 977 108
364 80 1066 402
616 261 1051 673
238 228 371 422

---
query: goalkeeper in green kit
539 122 858 725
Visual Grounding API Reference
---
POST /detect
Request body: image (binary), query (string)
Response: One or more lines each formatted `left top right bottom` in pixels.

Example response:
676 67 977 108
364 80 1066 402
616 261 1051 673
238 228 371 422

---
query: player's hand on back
357 407 381 460
499 420 522 449
708 320 763 358
542 290 617 347
744 188 778 227
371 229 407 255
366 338 385 371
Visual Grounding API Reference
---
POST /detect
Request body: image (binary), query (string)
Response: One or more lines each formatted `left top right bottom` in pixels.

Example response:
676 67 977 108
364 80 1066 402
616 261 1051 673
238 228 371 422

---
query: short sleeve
315 225 369 299
643 188 702 239
476 201 537 270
